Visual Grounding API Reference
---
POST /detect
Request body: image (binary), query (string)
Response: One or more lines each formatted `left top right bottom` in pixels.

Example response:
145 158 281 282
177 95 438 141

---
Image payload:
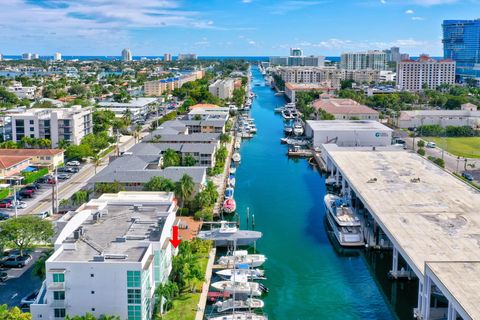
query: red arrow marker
169 226 182 248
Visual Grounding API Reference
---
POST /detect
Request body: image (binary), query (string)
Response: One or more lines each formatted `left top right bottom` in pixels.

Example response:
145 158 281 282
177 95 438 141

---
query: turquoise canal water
232 66 397 320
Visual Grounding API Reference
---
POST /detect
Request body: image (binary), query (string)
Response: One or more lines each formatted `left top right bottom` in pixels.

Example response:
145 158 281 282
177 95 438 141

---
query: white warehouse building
305 120 393 149
30 192 178 320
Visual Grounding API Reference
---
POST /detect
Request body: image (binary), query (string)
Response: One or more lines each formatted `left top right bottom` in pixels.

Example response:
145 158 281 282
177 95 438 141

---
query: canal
233 66 403 320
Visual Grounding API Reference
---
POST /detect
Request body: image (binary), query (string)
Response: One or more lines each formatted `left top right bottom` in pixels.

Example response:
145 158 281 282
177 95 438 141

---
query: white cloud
411 16 424 20
411 0 457 5
270 1 326 14
405 9 414 14
380 0 387 4
242 0 253 3
248 40 256 45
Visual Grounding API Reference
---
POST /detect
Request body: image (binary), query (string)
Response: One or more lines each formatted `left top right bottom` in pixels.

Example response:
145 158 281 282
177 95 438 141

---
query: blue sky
0 0 479 56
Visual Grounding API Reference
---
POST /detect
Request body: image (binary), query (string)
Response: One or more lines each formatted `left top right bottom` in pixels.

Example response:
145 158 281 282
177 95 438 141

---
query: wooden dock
287 149 313 158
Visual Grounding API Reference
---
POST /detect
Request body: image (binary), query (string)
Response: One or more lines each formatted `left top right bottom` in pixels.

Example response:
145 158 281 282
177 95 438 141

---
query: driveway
0 249 44 308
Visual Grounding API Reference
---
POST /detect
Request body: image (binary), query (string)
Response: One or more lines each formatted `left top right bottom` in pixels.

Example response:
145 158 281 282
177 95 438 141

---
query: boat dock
287 148 313 158
323 144 480 320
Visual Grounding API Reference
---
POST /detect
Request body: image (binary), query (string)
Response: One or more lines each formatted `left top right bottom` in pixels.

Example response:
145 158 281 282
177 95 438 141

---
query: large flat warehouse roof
324 145 480 277
426 262 480 319
306 120 392 131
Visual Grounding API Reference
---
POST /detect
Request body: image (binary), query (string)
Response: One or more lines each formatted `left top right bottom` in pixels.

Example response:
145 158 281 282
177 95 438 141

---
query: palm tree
0 140 18 149
57 139 70 150
122 109 132 127
175 174 195 208
133 123 142 143
38 138 51 149
92 154 102 174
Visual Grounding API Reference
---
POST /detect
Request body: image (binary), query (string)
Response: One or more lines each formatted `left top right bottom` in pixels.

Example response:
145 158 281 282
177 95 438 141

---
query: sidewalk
195 248 216 320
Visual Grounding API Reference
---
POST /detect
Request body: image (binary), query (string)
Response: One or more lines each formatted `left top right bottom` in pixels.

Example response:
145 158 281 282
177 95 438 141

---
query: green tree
0 305 32 320
175 174 195 208
181 154 196 167
65 144 93 160
162 148 181 168
0 216 54 256
95 181 125 194
32 249 53 280
92 154 102 174
72 190 89 206
143 176 176 192
219 133 231 145
417 140 425 148
417 148 426 156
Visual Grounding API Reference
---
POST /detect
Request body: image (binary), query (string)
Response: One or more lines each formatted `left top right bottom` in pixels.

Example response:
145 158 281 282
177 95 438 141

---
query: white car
426 142 436 148
66 160 80 166
35 210 51 219
13 201 27 209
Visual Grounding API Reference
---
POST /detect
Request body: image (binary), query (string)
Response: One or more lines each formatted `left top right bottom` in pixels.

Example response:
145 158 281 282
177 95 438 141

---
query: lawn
162 293 200 320
427 137 480 158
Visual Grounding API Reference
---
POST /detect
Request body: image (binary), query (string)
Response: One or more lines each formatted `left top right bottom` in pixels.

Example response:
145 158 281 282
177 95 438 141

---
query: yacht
223 198 237 213
324 194 364 247
284 123 293 135
292 120 304 136
232 153 241 163
225 187 234 199
218 250 267 267
282 110 293 120
209 312 268 320
198 223 262 247
211 279 263 296
215 298 265 313
216 266 266 281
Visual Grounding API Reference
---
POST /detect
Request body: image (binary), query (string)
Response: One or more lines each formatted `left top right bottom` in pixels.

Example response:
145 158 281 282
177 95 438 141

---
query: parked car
37 176 49 184
66 160 80 167
0 271 8 282
0 212 10 220
21 289 39 305
57 173 71 180
36 210 51 219
0 255 32 268
14 201 27 209
462 172 474 181
426 142 436 148
19 190 33 198
47 178 57 185
0 200 13 208
23 186 36 193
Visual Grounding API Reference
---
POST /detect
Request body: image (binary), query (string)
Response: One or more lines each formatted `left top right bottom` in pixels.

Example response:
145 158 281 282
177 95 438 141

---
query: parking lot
0 162 85 218
0 249 44 308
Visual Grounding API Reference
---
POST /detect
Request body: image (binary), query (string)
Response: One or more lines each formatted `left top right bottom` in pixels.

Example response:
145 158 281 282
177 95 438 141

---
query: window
29 120 34 125
91 308 95 312
127 305 141 320
127 271 141 288
127 289 141 304
53 273 65 283
90 274 94 277
54 308 66 318
53 291 65 300
91 291 95 294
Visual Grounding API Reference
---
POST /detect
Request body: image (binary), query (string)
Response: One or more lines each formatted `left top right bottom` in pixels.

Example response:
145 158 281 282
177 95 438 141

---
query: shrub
433 158 445 168
417 140 425 148
194 207 213 221
417 148 426 156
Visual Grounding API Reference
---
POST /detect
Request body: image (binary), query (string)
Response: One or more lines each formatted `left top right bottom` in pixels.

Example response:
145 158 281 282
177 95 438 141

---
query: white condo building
396 55 455 92
122 48 133 62
208 79 235 99
163 53 172 62
54 52 62 61
340 51 387 70
6 83 36 99
30 192 178 320
7 106 93 147
22 53 32 60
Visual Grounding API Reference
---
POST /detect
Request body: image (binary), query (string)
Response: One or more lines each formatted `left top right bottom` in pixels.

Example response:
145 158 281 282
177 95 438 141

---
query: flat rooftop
427 262 480 319
54 192 175 263
306 120 392 131
324 145 480 277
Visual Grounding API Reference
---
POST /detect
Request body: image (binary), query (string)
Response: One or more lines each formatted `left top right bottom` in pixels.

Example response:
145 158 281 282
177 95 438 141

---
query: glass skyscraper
442 19 480 81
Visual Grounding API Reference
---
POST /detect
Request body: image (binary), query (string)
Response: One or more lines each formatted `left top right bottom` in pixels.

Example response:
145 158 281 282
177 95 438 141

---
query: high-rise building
164 53 172 62
22 53 32 60
340 51 387 70
290 48 303 57
30 191 178 320
390 47 401 63
0 53 3 61
121 48 132 62
54 52 62 61
443 19 480 80
32 53 39 59
396 55 456 92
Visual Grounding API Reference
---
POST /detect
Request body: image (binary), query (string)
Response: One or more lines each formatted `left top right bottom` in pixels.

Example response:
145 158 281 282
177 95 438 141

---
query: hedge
0 188 11 200
22 168 49 184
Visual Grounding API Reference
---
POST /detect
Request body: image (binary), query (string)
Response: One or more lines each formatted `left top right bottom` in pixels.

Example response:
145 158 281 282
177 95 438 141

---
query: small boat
229 167 237 175
275 91 285 96
232 153 241 163
292 120 304 136
280 137 288 144
216 266 266 280
215 298 265 313
211 280 262 296
228 175 236 187
274 106 284 113
208 312 268 320
223 198 237 214
198 223 262 247
218 250 267 268
225 187 234 199
324 194 365 247
325 176 337 186
284 124 293 135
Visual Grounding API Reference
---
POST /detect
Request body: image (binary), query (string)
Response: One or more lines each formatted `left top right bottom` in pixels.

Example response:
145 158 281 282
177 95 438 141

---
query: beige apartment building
208 79 235 99
396 55 455 92
144 70 204 96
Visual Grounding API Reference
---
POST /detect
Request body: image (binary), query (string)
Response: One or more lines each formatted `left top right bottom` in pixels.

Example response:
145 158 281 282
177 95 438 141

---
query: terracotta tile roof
0 155 30 170
313 98 379 115
0 149 64 157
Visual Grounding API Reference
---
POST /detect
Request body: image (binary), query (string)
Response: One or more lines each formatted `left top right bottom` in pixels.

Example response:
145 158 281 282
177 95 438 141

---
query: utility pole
13 182 18 218
55 167 59 214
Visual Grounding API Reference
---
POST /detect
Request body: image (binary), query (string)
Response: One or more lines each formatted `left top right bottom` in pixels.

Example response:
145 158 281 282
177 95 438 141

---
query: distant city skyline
0 0 478 56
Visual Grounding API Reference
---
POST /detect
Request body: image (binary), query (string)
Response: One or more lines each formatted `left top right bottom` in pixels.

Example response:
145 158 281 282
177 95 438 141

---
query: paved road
0 249 44 308
405 136 480 182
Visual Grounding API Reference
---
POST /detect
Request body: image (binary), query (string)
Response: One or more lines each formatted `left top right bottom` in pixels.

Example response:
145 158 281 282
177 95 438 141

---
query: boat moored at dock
208 312 268 320
198 223 262 247
215 298 265 313
324 194 364 247
223 198 237 213
218 250 267 267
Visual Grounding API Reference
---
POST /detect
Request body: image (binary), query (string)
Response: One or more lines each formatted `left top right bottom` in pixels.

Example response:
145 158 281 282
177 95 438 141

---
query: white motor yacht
215 298 265 313
324 194 364 247
218 250 267 267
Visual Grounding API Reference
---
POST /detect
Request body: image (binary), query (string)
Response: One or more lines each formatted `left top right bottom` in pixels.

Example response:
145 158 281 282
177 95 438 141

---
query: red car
0 200 12 208
47 178 57 184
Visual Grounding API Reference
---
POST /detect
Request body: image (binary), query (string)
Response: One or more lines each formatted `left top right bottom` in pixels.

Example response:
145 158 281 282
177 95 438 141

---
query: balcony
48 282 65 290
50 300 66 308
